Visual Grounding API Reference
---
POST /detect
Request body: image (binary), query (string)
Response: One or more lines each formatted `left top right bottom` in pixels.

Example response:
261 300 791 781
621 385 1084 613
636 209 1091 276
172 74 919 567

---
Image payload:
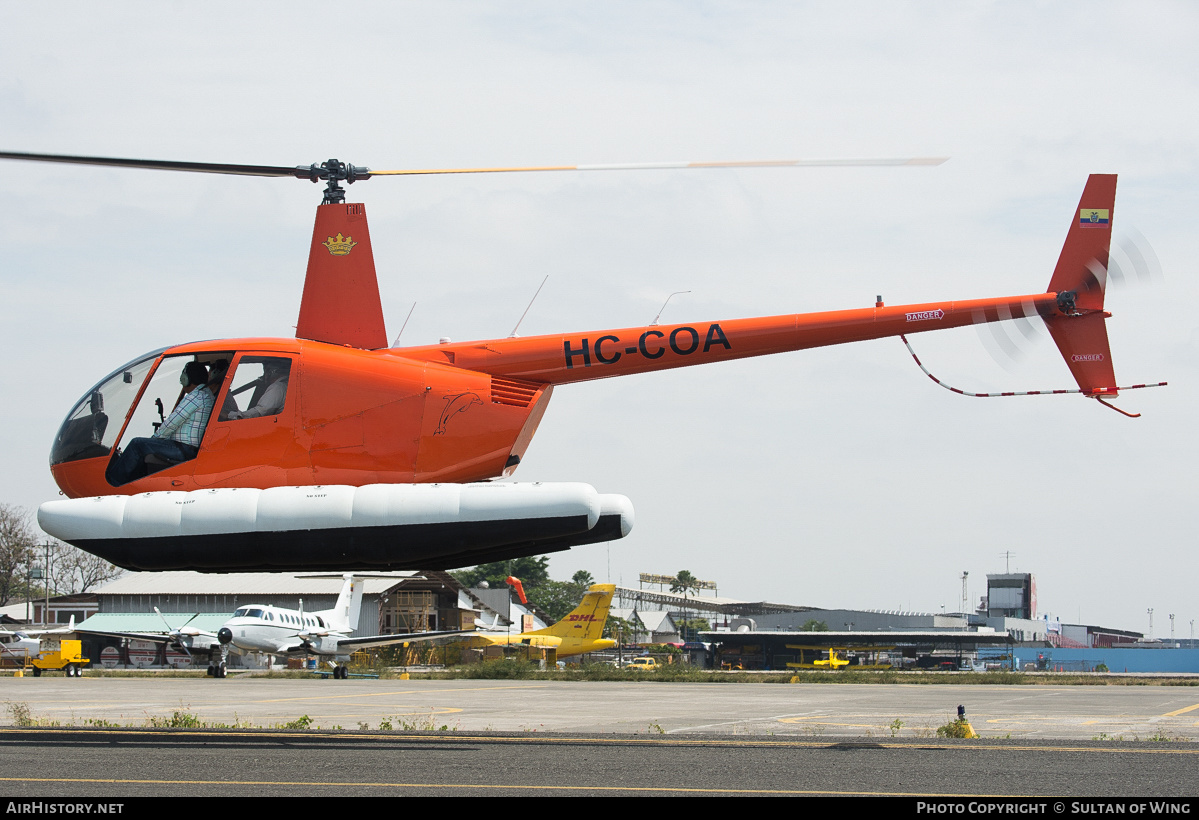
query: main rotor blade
1 152 949 182
0 151 302 177
368 157 949 176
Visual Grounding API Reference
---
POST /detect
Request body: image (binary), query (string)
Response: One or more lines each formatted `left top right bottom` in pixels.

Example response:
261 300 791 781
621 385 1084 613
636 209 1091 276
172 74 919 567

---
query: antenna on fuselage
391 302 417 348
509 275 549 337
650 291 691 325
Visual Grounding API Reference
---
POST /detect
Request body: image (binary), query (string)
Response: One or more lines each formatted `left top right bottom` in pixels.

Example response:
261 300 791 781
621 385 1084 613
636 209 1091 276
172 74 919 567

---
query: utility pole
41 542 51 626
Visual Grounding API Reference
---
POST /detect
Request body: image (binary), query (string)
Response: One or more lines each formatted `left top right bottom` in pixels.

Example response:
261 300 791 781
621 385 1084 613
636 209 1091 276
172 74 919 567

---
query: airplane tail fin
328 574 363 632
528 583 615 641
1044 174 1121 398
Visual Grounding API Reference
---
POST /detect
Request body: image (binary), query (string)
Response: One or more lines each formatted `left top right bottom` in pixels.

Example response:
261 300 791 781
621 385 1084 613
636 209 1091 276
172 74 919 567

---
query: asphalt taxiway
3 678 1198 797
4 676 1198 740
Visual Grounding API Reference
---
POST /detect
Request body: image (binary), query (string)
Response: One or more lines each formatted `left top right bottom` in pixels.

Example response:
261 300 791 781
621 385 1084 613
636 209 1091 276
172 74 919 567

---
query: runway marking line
4 728 1199 754
250 684 548 704
0 776 1120 796
1162 703 1199 717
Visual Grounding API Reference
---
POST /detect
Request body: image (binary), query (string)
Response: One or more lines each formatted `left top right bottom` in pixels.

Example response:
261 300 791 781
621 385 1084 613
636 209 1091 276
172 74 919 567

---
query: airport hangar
613 585 1030 670
69 571 541 669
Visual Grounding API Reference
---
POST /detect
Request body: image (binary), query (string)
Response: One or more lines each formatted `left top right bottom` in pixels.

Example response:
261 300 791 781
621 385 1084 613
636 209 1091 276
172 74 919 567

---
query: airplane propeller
153 606 200 659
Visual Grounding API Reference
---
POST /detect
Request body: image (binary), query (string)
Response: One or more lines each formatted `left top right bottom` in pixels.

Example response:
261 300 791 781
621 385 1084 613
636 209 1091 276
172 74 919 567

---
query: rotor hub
294 158 371 205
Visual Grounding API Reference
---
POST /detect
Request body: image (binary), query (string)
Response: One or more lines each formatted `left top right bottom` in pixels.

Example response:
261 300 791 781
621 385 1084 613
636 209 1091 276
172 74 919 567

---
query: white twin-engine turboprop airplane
84 574 465 678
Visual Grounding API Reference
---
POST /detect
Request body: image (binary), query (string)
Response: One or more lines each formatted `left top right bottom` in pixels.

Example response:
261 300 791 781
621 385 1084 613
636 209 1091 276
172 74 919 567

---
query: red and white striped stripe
899 334 1166 398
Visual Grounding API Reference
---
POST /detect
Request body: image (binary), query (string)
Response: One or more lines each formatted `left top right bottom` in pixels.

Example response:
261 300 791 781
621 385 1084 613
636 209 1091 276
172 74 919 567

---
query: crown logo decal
323 232 357 256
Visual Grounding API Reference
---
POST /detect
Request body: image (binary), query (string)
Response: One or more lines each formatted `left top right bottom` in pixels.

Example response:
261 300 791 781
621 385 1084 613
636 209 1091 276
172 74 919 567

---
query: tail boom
399 293 1059 385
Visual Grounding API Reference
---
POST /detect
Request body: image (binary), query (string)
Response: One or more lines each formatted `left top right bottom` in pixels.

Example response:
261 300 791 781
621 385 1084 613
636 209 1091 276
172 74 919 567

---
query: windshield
50 348 167 465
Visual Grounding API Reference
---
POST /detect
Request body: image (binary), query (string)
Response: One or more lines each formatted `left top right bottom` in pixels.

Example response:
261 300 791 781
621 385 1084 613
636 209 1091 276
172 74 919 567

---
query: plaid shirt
153 386 214 447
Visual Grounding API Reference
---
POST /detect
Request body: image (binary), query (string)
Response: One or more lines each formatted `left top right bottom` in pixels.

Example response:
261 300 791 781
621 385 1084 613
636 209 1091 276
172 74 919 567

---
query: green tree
801 619 830 632
604 614 639 643
527 579 587 622
670 570 699 595
451 556 551 590
678 617 710 641
571 569 595 588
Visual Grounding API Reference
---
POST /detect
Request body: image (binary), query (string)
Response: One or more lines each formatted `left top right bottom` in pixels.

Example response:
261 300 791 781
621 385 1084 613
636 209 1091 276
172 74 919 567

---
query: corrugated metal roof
79 613 230 633
93 571 422 597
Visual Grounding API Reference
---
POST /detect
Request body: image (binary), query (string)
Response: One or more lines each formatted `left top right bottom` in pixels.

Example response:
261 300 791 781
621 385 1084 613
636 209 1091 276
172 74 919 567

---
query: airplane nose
217 627 232 645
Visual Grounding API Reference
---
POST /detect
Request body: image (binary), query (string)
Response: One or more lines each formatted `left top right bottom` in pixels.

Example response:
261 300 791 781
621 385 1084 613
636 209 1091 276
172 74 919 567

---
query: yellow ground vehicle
31 640 89 677
626 657 659 671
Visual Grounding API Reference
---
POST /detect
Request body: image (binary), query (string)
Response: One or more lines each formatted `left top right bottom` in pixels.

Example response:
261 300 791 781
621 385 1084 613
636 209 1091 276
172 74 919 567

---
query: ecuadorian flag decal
1079 208 1110 227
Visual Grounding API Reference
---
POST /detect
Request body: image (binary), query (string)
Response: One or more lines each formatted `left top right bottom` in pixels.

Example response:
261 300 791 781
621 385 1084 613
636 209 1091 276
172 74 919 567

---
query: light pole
1147 608 1154 639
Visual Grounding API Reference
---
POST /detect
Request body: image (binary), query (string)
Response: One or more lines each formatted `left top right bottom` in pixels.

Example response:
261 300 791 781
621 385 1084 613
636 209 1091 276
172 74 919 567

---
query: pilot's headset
181 361 209 388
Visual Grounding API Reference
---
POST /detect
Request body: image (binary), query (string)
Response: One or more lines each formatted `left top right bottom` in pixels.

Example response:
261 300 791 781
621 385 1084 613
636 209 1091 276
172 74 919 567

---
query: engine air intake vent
491 376 541 408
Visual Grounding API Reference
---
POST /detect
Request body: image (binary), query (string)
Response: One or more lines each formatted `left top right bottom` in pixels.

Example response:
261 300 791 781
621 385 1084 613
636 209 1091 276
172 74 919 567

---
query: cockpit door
194 353 298 486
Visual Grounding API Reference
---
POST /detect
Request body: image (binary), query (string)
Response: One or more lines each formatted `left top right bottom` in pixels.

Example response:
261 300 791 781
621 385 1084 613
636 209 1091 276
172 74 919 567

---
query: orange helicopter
2 152 1160 574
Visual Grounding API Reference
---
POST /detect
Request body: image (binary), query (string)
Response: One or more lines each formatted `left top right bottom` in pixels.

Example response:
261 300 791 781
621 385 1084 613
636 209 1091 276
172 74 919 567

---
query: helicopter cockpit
50 348 295 491
50 348 168 467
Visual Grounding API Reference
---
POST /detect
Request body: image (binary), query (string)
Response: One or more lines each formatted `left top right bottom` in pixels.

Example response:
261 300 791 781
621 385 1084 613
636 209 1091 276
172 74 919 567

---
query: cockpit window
51 349 165 465
219 357 291 421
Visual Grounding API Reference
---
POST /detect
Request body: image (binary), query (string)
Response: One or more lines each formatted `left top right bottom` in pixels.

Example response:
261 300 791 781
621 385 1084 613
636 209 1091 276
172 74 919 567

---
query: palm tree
671 570 699 641
670 570 698 596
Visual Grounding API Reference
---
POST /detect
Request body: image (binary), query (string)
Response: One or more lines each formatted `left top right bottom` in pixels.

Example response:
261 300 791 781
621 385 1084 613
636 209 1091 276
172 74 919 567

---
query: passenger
206 358 229 396
227 360 288 419
111 361 214 485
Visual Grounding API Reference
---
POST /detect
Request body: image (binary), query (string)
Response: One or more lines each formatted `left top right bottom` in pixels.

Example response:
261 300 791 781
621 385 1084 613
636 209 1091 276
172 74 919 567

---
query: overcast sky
1 2 1195 635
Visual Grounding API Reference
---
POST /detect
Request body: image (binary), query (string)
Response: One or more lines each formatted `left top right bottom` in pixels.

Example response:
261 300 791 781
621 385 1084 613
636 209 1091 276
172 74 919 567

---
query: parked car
626 657 659 671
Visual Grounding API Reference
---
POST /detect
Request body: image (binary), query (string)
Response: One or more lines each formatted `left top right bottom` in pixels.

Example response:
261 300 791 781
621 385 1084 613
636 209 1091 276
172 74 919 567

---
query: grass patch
936 718 978 739
145 710 203 729
375 712 459 732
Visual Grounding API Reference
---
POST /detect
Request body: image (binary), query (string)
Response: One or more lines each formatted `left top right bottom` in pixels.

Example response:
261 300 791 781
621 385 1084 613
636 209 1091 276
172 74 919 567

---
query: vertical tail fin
1044 174 1120 396
528 583 615 641
326 574 363 633
296 202 388 350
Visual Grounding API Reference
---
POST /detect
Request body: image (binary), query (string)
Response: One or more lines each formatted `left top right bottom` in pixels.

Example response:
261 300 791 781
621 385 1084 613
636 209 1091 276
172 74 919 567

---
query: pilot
111 361 214 485
227 359 289 419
